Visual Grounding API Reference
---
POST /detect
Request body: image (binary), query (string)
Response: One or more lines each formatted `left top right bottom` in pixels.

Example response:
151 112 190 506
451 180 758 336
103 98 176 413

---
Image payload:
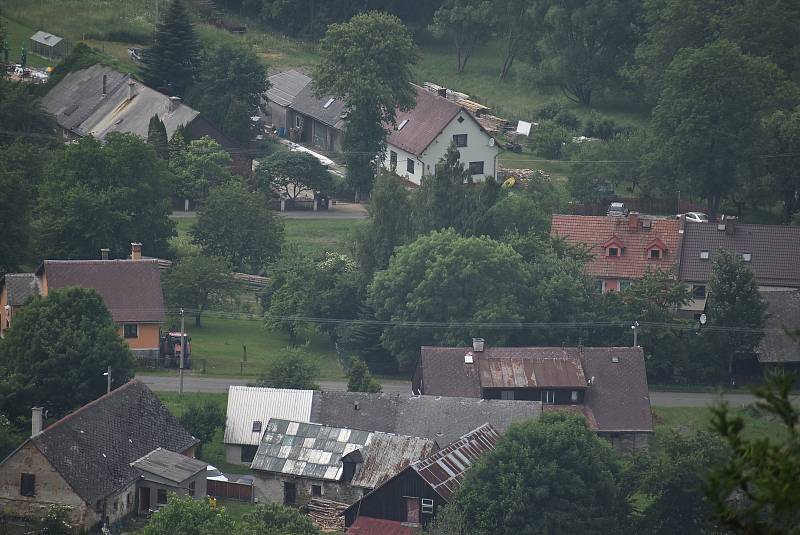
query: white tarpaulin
516 120 533 136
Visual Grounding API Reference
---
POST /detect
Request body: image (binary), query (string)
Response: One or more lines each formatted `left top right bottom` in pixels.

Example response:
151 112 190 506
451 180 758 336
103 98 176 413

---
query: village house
264 70 312 135
0 273 38 337
129 448 207 513
383 85 500 185
0 244 166 357
40 64 251 176
223 387 541 463
758 290 800 373
343 424 499 531
0 380 198 531
550 212 682 293
413 341 654 451
249 419 436 507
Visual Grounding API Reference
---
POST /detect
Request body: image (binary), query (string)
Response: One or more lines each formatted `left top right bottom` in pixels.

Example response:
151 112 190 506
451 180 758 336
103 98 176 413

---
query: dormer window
602 236 624 258
646 238 666 260
742 252 752 262
608 247 619 257
700 250 710 260
650 249 661 259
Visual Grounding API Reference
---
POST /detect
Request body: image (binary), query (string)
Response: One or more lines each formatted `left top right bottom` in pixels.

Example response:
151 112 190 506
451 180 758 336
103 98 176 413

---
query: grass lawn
185 315 343 380
498 147 574 179
1 16 52 68
652 405 788 442
282 218 362 256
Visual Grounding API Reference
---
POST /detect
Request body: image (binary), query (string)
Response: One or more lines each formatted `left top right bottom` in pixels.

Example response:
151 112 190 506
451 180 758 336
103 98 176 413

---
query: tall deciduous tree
430 0 493 73
239 504 322 535
368 229 533 369
192 183 284 272
179 401 225 456
0 168 31 276
436 413 628 534
141 0 200 96
649 40 785 213
346 358 382 393
763 106 800 222
142 495 236 535
706 250 767 383
539 0 641 105
33 134 175 260
169 136 237 205
186 42 268 143
494 0 542 81
162 255 235 327
0 288 135 421
0 78 58 146
314 12 418 198
411 144 474 236
256 348 320 390
255 151 333 202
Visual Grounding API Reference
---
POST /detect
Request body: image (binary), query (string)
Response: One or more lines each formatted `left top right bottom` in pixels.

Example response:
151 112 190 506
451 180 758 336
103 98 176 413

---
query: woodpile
307 498 348 532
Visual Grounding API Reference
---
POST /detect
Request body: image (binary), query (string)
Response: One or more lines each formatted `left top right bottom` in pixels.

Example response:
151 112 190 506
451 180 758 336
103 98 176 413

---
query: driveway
138 374 772 406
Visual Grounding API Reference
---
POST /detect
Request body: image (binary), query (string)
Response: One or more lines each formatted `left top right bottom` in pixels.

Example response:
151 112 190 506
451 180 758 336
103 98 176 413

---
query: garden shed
29 31 69 60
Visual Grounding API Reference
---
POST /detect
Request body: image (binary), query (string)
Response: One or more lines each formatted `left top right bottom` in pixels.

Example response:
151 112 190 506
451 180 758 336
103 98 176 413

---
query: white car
682 212 709 223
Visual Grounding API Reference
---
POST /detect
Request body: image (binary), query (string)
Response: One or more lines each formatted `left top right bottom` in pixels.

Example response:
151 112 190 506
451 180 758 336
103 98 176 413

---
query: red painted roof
347 517 419 535
551 214 682 280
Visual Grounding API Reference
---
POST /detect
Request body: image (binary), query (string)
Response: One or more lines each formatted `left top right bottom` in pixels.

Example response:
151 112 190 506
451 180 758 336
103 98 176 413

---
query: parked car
680 212 709 223
607 202 627 217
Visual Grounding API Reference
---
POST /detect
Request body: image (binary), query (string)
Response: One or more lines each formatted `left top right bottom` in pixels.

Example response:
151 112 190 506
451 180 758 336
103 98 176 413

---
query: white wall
383 111 499 185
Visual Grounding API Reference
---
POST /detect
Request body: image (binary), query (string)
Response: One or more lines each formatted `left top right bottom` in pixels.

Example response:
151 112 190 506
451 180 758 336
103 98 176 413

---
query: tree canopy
162 255 235 328
168 136 237 205
256 348 320 390
346 359 382 393
0 288 135 421
255 151 333 202
179 400 225 456
141 0 200 95
430 0 493 74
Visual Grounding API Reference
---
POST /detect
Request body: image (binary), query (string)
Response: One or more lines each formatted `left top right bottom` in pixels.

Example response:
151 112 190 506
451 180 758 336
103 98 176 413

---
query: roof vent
472 338 485 352
700 250 710 260
742 252 752 262
323 98 335 109
252 421 262 433
717 223 726 232
397 119 409 130
354 401 360 411
611 356 620 363
464 352 474 364
642 219 652 229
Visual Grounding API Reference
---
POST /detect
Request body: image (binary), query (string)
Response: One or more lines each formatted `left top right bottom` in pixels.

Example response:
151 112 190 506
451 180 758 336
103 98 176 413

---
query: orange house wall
118 323 160 349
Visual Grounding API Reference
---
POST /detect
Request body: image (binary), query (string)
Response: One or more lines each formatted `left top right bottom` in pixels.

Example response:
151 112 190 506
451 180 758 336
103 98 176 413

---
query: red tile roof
38 260 165 323
387 85 463 156
550 214 682 280
347 517 419 535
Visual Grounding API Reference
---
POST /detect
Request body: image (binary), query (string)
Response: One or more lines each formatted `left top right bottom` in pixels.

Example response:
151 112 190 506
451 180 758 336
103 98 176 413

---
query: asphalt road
138 374 767 406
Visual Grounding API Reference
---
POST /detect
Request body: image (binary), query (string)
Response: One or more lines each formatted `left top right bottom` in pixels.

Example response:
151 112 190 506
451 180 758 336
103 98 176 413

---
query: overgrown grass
282 218 361 256
184 315 343 379
1 16 51 68
652 405 788 442
498 147 574 179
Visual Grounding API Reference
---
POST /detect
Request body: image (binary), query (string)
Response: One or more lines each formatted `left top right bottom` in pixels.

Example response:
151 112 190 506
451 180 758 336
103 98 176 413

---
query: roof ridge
39 379 140 435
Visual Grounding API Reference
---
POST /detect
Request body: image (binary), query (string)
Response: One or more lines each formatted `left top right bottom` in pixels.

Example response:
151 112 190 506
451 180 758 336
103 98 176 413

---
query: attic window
649 248 661 259
742 252 752 262
252 421 262 433
611 356 620 363
700 250 710 260
608 247 619 257
323 98 335 109
397 119 409 130
421 498 434 514
457 116 465 123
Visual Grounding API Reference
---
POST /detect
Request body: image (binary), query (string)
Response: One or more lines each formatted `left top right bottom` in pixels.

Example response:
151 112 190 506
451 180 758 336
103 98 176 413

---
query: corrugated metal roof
478 355 587 388
130 447 207 483
251 419 372 481
267 70 311 107
31 31 63 46
350 433 437 489
224 386 313 446
412 424 499 500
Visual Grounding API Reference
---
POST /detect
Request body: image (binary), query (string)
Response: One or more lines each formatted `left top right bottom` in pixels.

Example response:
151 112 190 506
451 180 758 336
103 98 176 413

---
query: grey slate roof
31 31 63 47
290 83 347 131
131 447 207 483
267 70 311 107
678 221 800 287
41 64 200 140
29 380 198 505
1 273 38 306
311 391 541 447
758 290 800 363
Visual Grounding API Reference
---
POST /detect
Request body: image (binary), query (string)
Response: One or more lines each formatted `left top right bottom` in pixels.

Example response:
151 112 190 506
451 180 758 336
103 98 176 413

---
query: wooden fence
207 479 253 502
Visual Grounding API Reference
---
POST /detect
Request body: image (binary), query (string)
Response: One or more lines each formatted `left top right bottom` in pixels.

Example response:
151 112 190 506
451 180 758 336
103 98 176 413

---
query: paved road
276 203 368 220
138 374 771 406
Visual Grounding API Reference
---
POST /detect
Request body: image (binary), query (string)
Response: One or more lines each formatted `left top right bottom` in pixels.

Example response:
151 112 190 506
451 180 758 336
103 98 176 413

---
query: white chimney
32 407 43 437
131 242 142 260
128 80 137 100
464 351 474 364
169 96 181 113
100 248 110 260
472 338 485 352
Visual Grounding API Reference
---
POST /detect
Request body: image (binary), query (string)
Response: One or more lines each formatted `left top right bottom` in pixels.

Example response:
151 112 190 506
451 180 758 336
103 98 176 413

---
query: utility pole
179 308 185 396
631 321 640 347
106 366 112 394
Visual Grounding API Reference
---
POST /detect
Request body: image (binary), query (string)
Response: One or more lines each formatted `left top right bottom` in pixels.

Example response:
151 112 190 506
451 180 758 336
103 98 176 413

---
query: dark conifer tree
146 115 169 159
141 0 200 96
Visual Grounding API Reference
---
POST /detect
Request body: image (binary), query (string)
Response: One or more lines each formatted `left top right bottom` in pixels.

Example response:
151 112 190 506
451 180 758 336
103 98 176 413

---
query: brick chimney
100 248 110 260
472 338 485 352
437 87 447 98
131 242 142 260
31 407 43 437
724 215 737 235
628 212 639 232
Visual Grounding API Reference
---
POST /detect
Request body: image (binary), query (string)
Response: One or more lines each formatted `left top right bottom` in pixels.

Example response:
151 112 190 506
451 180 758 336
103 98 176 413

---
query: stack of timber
307 498 347 532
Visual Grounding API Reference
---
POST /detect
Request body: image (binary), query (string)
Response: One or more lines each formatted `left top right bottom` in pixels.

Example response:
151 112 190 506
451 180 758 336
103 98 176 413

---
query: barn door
405 497 420 524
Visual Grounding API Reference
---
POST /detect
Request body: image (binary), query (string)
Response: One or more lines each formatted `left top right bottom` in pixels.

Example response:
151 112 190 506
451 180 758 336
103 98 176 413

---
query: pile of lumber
307 498 347 532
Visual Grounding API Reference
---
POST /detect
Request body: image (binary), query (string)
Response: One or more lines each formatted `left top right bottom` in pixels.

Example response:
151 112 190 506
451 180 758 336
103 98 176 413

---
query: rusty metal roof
351 433 437 489
478 355 586 388
412 424 499 501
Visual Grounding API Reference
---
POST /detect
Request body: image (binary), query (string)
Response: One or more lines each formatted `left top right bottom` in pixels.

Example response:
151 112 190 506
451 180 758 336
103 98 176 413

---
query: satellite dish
699 313 708 325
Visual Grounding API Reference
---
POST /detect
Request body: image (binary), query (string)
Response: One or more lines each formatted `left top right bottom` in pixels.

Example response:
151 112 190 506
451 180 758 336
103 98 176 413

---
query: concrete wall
225 444 251 466
136 471 207 512
252 473 363 508
383 111 499 185
99 481 137 526
269 102 288 130
0 442 95 529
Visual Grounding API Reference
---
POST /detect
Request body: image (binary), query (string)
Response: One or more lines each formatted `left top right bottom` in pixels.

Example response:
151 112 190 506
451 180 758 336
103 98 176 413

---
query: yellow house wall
118 323 160 349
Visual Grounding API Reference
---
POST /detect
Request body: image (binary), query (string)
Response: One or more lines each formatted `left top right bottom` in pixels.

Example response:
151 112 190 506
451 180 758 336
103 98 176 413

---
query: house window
157 489 167 505
421 498 434 514
457 116 465 123
608 247 619 257
189 481 196 497
241 445 258 463
20 473 35 497
295 115 302 129
312 484 322 497
252 421 262 433
596 279 604 293
544 391 555 404
571 390 579 402
453 134 467 147
406 158 415 174
692 285 706 299
619 280 632 291
468 161 484 175
123 323 138 339
390 150 397 170
649 248 661 259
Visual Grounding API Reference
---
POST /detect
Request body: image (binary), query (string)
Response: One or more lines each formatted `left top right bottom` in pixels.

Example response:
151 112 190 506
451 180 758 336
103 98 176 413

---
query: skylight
323 98 335 109
397 119 409 130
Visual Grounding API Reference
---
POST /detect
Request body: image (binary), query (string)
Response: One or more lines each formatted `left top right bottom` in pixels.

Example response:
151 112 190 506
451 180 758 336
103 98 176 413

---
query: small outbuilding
29 31 69 60
130 448 208 513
